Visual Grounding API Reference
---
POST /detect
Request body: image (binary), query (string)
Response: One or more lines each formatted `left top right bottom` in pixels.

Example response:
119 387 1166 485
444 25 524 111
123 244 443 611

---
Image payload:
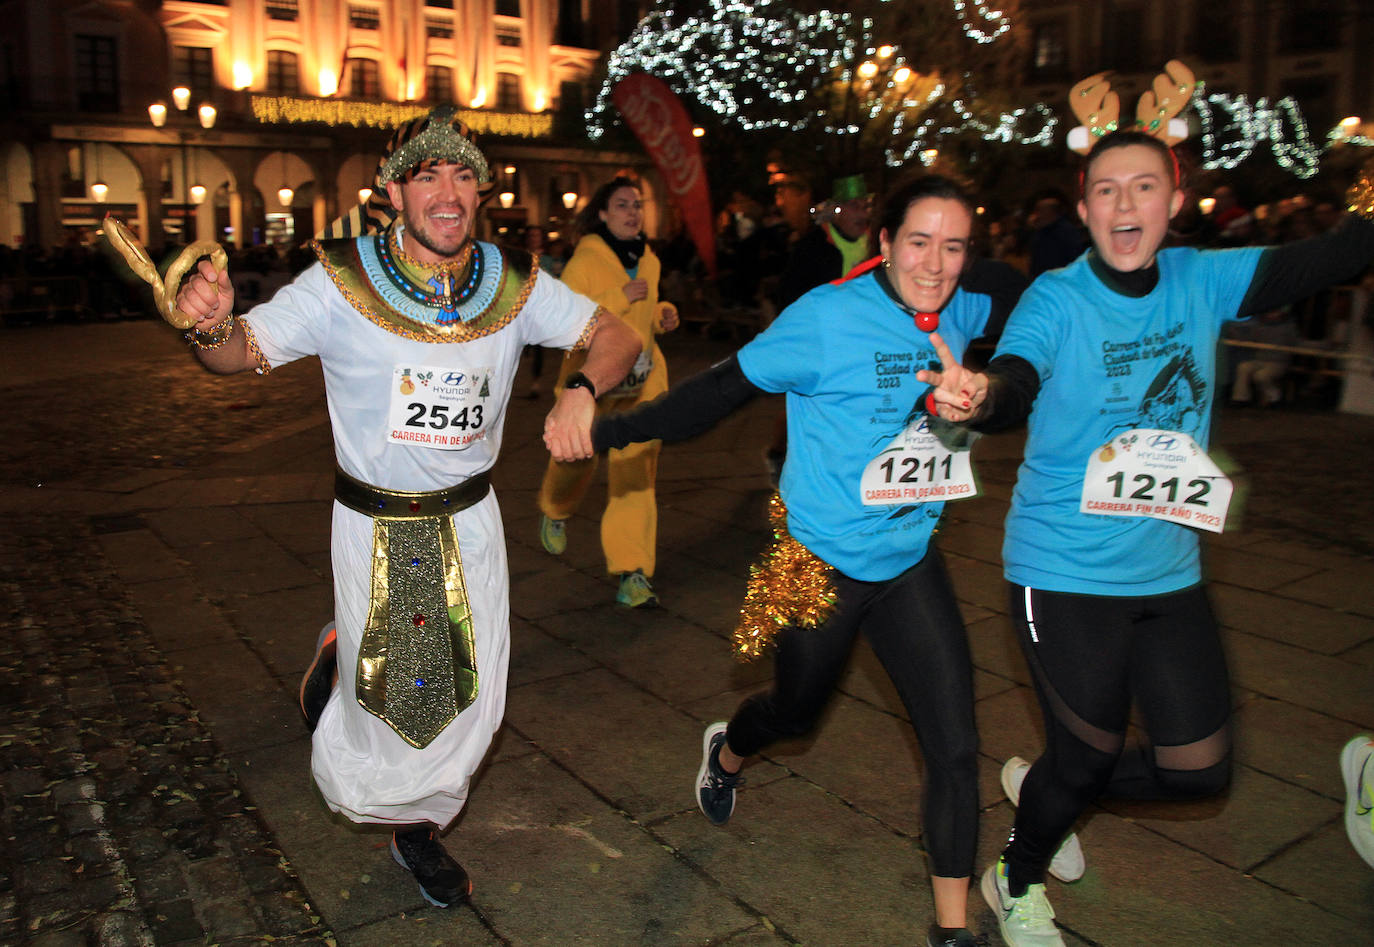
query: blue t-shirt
737 270 992 581
996 246 1264 595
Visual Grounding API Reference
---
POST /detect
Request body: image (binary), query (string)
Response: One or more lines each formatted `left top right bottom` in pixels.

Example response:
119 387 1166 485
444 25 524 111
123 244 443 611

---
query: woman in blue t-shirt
921 131 1374 947
592 174 1027 947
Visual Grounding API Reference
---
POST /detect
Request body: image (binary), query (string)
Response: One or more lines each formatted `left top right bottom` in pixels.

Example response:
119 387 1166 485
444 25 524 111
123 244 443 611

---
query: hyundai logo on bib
1147 433 1177 451
442 372 466 386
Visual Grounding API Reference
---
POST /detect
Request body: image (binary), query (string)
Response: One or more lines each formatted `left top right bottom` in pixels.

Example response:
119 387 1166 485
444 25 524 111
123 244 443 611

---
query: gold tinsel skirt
733 494 839 660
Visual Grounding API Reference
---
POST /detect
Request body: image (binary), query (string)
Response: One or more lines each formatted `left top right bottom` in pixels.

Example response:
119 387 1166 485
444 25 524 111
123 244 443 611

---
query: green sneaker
539 514 567 555
980 858 1064 946
1342 734 1374 869
616 570 659 608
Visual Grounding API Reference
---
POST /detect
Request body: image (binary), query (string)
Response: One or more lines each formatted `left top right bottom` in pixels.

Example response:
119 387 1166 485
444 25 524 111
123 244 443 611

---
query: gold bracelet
1346 157 1374 220
186 314 236 350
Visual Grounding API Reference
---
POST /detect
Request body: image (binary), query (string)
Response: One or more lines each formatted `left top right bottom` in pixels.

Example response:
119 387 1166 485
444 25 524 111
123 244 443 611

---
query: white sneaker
1341 735 1374 869
1001 756 1086 883
980 859 1065 947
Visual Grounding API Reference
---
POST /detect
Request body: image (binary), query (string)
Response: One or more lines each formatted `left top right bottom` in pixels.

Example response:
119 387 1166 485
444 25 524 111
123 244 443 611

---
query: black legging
725 547 979 879
1002 583 1232 888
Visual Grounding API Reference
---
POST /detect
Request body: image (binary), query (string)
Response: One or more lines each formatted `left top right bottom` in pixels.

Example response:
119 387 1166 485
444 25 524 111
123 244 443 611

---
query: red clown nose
915 311 940 332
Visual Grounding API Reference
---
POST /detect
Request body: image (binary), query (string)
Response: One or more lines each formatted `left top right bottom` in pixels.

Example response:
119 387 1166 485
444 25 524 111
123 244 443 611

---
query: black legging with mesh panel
1000 583 1232 888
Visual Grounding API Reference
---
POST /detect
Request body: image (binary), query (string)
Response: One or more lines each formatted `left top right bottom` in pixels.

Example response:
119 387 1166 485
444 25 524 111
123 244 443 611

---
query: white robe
245 255 596 826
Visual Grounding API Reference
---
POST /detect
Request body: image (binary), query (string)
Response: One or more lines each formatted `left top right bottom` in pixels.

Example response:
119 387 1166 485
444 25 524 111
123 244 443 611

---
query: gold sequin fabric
358 516 478 748
733 494 839 660
378 106 492 188
1347 157 1374 220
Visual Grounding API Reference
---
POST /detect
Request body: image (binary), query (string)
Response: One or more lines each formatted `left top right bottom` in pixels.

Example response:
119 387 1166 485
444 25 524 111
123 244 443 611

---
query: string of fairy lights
587 0 1371 179
586 1 857 136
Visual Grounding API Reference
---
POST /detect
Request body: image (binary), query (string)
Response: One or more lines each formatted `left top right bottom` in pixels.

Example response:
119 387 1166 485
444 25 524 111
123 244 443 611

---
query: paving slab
5 325 1374 945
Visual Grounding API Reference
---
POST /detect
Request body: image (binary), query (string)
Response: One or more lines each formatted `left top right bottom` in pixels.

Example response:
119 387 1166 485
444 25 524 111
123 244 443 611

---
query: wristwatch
563 371 597 398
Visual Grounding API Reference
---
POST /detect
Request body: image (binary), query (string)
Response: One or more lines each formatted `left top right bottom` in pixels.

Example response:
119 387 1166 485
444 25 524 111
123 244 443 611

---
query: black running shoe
696 721 744 825
299 622 337 731
390 828 472 907
926 923 988 946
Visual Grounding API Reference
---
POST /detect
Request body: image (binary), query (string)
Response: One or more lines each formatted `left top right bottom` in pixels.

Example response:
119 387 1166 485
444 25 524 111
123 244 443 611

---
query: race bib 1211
859 416 977 506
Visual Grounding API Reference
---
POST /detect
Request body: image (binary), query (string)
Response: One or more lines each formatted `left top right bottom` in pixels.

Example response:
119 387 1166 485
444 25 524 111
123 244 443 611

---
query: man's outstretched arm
542 311 640 461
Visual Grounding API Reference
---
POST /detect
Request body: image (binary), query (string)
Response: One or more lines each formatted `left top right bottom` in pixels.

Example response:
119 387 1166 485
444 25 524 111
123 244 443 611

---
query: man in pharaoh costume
171 107 640 906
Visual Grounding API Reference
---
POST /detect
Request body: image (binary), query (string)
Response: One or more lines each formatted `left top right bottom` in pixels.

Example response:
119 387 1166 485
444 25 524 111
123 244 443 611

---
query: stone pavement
1 320 1371 945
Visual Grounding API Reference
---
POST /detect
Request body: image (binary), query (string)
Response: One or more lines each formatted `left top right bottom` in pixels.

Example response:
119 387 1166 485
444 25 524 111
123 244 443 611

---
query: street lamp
277 153 294 208
89 143 107 202
147 89 218 242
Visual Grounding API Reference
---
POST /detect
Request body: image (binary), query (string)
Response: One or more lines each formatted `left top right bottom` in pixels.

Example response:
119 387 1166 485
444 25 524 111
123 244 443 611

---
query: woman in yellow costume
537 176 678 607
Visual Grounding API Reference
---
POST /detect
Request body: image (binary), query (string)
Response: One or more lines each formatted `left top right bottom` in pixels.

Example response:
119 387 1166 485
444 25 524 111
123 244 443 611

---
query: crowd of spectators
5 180 1371 414
0 237 316 325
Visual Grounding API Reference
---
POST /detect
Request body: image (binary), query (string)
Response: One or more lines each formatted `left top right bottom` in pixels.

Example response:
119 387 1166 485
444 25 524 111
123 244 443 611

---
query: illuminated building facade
0 0 655 249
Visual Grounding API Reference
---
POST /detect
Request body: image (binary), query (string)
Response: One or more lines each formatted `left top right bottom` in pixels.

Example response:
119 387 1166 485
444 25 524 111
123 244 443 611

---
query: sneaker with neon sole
616 569 659 608
1001 756 1086 883
538 514 567 555
980 858 1065 947
1341 734 1374 869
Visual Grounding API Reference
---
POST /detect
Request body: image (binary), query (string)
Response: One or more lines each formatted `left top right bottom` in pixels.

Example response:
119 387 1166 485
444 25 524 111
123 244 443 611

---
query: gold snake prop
101 216 228 329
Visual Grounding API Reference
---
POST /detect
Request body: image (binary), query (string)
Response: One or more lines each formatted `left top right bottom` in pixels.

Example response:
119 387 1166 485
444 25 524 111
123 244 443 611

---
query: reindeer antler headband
1067 60 1198 155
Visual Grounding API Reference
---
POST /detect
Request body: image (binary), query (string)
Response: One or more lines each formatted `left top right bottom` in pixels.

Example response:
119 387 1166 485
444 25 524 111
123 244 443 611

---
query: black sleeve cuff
593 354 763 452
968 354 1041 433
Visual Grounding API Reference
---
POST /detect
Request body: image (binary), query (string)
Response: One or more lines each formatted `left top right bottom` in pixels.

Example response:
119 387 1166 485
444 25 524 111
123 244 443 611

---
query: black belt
334 467 491 518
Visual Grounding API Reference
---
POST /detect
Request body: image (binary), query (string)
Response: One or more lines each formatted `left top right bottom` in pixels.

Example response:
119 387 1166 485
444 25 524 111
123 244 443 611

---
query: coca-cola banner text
611 73 717 279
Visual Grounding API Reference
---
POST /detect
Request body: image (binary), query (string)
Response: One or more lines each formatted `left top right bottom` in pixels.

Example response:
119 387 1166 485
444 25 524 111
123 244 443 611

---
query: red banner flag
611 73 717 279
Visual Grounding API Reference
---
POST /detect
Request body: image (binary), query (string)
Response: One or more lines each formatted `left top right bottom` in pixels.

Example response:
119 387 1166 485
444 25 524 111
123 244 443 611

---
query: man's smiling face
386 160 479 263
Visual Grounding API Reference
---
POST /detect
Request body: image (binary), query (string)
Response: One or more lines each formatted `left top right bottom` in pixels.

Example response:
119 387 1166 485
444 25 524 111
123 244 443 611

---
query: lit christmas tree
587 0 1055 181
588 0 1370 190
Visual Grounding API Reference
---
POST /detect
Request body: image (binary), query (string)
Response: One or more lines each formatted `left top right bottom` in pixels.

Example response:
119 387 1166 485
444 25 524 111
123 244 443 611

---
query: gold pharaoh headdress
318 106 495 240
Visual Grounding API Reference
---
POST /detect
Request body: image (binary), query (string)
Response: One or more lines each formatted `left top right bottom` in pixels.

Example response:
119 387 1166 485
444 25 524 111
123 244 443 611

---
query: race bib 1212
1080 428 1232 532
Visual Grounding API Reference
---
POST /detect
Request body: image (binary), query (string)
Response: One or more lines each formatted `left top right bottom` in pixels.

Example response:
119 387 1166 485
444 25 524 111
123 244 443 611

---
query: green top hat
831 174 869 202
